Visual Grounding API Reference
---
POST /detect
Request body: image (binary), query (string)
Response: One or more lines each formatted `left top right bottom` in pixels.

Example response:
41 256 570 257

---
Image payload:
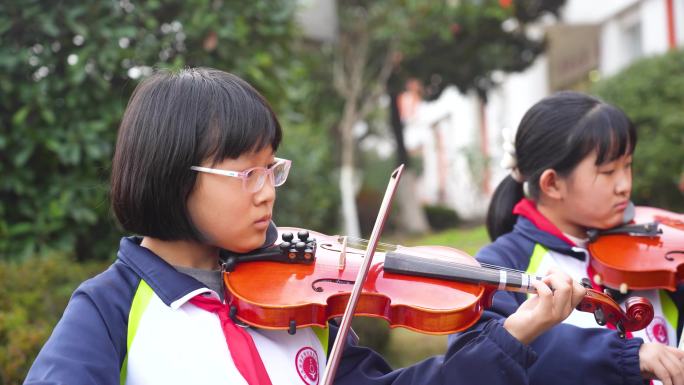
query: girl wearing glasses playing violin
460 91 684 385
25 68 585 385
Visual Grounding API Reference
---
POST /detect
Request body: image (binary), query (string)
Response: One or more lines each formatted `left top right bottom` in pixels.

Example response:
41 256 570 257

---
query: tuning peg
593 274 603 285
616 321 626 339
298 230 309 242
619 283 629 294
594 307 606 326
282 232 294 242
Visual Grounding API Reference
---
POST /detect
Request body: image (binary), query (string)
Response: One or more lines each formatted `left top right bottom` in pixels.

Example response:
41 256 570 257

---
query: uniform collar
512 199 587 260
116 221 280 309
117 237 210 309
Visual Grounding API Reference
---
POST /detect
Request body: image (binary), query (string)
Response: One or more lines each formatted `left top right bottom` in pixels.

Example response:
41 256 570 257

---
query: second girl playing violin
24 68 586 385
461 91 684 385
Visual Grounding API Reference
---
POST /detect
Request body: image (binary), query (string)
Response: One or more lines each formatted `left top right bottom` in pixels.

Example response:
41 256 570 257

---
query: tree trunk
394 169 430 233
389 91 430 234
333 12 398 239
478 95 490 195
339 101 361 239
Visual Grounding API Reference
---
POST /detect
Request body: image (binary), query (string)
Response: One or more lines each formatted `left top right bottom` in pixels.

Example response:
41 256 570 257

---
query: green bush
423 204 460 231
350 318 392 356
593 49 684 211
0 0 341 260
0 255 110 384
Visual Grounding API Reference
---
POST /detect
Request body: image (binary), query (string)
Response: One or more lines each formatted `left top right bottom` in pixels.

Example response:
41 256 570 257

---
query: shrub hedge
593 49 684 211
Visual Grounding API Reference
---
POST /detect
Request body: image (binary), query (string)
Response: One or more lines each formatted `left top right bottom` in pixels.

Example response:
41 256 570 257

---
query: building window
624 22 643 62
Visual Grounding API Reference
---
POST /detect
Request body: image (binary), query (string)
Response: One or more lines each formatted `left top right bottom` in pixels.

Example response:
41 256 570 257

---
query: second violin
588 206 684 293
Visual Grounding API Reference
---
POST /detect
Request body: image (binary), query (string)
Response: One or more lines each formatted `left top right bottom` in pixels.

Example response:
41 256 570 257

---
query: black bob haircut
486 91 637 241
111 67 282 240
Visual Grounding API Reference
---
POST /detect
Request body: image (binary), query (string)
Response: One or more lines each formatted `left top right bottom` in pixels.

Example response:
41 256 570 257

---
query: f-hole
311 278 356 292
664 250 684 261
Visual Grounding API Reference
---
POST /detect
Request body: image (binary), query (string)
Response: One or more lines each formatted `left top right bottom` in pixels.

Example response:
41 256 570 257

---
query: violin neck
383 251 542 294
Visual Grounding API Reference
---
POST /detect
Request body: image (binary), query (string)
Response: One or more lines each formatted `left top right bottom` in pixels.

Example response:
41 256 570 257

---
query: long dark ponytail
486 91 637 241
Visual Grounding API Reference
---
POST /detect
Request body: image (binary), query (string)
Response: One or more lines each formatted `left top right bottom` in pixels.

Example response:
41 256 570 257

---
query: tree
332 1 460 238
333 3 393 238
391 0 565 198
0 0 336 260
398 0 566 98
332 0 565 237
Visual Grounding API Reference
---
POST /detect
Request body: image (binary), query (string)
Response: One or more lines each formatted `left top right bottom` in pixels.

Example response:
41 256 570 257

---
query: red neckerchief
512 198 576 247
190 295 273 385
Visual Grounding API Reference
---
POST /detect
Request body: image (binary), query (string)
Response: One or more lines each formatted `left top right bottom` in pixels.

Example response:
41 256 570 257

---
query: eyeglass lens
244 161 289 192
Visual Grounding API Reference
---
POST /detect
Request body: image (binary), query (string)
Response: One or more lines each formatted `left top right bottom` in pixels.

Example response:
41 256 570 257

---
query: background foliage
0 256 109 384
593 49 684 211
398 0 566 100
0 0 338 261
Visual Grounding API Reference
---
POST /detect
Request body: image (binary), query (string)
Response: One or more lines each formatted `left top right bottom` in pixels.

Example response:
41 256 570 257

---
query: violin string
342 237 397 252
479 262 532 276
342 236 534 276
393 252 530 278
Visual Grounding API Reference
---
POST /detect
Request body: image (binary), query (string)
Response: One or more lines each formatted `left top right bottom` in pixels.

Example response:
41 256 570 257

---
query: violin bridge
338 236 347 270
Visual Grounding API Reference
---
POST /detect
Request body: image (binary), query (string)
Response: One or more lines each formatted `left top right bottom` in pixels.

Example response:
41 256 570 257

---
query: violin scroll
576 289 654 338
623 296 656 331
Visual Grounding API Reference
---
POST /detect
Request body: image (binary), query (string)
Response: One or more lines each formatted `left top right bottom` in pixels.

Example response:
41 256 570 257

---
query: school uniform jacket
452 200 683 385
26 235 541 385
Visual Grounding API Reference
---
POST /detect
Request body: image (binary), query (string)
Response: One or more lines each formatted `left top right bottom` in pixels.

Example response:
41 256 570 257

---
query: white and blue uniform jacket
26 232 544 385
451 209 684 385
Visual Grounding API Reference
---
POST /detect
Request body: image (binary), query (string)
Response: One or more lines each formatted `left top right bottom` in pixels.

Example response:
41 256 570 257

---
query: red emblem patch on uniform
295 347 319 385
646 316 669 344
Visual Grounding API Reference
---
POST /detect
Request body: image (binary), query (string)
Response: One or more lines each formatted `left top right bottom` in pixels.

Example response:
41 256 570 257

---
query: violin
588 206 684 293
222 227 654 338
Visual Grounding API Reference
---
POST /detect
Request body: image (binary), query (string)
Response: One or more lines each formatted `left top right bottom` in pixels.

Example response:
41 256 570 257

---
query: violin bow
320 164 404 385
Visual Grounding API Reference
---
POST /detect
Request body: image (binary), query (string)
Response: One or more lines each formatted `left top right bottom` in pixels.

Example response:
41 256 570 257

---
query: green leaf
41 109 56 125
7 222 34 237
12 106 30 126
13 143 34 167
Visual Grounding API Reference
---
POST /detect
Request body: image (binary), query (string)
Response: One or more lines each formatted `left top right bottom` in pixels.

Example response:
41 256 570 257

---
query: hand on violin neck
504 268 585 345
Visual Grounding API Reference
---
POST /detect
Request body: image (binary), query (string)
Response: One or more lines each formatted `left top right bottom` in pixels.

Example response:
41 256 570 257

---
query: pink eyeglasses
190 158 292 192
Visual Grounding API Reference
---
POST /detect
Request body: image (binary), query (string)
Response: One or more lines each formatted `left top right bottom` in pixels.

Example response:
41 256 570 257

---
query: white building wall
641 0 670 55
442 90 488 219
486 55 549 193
404 87 485 219
600 15 632 76
562 0 640 23
601 0 681 76
676 0 684 46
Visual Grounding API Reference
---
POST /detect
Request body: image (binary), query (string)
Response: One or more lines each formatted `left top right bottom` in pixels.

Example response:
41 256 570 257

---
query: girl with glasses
457 91 684 385
25 68 585 385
